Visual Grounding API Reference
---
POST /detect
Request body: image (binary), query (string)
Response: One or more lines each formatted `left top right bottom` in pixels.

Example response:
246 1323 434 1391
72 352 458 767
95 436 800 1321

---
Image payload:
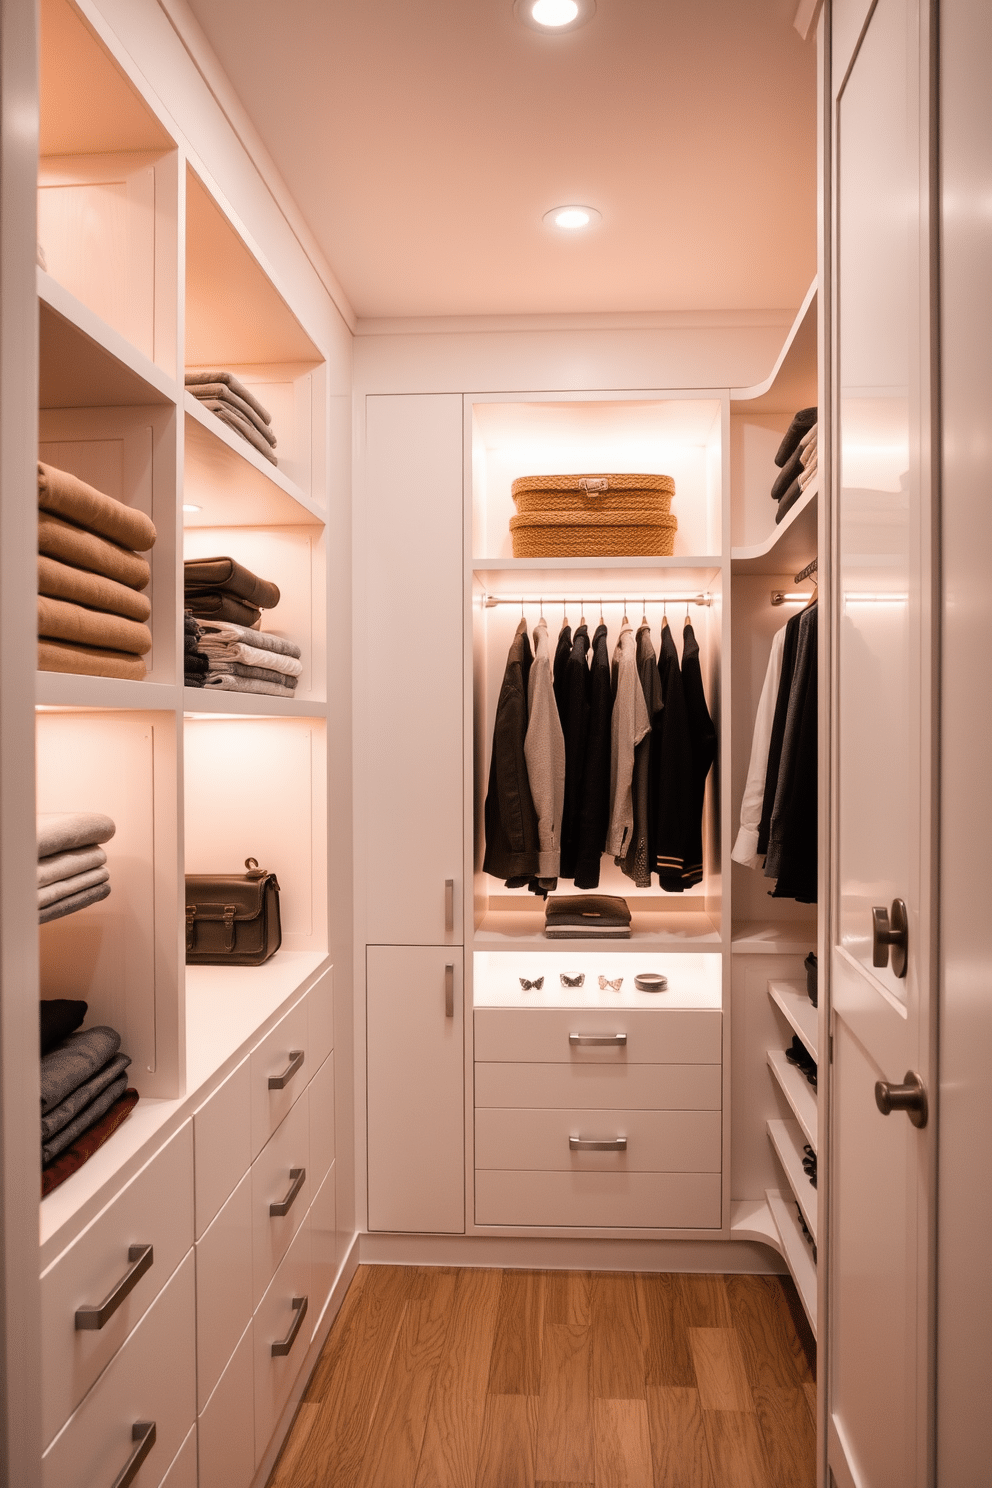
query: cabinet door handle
270 1167 306 1217
569 1032 627 1047
569 1135 627 1151
110 1421 156 1488
445 964 454 1019
269 1050 305 1090
75 1244 154 1331
271 1294 308 1357
872 898 908 977
445 879 454 934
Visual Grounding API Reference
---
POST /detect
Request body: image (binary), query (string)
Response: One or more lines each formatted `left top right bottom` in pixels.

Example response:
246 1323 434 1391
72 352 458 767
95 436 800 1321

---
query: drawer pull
269 1050 305 1090
110 1420 156 1488
445 878 454 933
74 1244 154 1331
270 1167 306 1217
569 1032 627 1047
445 964 455 1019
570 1135 628 1151
271 1294 308 1357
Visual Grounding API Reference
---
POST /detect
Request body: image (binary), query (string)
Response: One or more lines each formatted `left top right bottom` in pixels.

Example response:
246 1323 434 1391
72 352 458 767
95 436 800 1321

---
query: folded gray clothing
207 660 297 688
184 370 271 425
184 632 203 653
545 927 631 939
775 477 804 524
42 1052 131 1142
187 384 276 446
39 880 111 925
771 444 804 501
184 612 201 635
195 620 301 659
184 674 205 688
38 812 116 859
38 866 110 910
202 674 300 698
775 408 817 467
199 638 302 677
43 1073 129 1164
40 1024 121 1113
202 403 278 465
185 653 209 673
37 844 107 888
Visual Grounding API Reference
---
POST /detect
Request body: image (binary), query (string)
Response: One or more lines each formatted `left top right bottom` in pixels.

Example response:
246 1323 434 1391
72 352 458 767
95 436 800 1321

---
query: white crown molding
355 307 798 338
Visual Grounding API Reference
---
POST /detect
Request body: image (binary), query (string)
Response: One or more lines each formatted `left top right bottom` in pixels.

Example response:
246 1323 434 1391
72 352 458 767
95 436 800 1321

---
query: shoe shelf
730 484 818 576
766 1188 817 1335
767 1117 817 1240
767 1048 817 1149
472 906 722 951
768 979 817 1060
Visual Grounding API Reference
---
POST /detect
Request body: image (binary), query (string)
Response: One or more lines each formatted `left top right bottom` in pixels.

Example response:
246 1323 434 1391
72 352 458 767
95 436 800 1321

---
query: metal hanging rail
481 591 713 610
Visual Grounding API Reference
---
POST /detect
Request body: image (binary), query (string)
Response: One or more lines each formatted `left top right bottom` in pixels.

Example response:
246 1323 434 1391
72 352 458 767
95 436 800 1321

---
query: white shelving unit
767 1187 817 1330
767 1048 818 1147
767 1117 817 1238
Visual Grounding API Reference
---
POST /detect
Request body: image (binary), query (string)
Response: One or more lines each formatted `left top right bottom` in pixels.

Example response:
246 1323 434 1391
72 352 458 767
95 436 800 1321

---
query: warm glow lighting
532 0 579 24
182 503 202 513
544 204 601 232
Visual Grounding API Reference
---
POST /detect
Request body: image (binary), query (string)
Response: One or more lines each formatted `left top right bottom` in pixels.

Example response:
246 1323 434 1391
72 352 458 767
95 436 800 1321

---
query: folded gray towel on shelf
39 880 111 925
206 660 297 688
184 370 271 425
38 865 110 910
37 844 107 888
199 639 302 678
41 1052 131 1142
40 1024 121 1113
194 621 301 659
202 674 300 698
200 402 278 465
43 1072 129 1164
37 812 116 859
185 383 276 446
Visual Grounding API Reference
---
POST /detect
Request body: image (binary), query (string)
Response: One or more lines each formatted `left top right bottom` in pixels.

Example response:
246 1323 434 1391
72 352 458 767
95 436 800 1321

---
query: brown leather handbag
185 857 282 966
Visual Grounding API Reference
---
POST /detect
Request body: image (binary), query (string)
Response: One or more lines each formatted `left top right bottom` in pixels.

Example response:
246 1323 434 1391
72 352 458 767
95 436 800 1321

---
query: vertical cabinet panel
367 947 465 1233
362 394 464 944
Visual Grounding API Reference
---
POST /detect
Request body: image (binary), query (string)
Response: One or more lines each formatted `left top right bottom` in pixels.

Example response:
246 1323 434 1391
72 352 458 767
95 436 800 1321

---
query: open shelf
766 1188 817 1334
36 674 178 712
731 282 818 415
767 1049 817 1148
474 906 722 950
472 556 723 573
731 920 818 954
39 271 178 409
767 1118 817 1239
730 1196 784 1252
731 484 818 575
473 950 722 1006
768 979 817 1059
184 394 324 527
183 689 327 719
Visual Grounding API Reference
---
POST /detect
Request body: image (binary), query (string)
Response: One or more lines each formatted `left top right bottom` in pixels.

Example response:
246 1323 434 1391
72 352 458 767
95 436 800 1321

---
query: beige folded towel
38 463 156 552
38 596 151 656
38 555 151 623
38 514 151 591
38 639 147 680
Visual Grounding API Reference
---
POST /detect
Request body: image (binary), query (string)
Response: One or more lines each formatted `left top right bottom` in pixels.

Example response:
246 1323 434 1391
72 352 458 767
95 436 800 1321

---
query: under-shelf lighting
182 503 202 513
515 0 595 31
544 204 601 232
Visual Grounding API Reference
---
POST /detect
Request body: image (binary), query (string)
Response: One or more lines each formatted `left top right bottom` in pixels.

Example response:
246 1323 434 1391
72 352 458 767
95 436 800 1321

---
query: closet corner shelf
36 672 179 712
730 919 817 954
473 907 722 950
766 1188 817 1333
768 979 817 1060
182 687 327 720
767 1048 817 1148
38 269 179 410
730 278 817 414
767 1117 817 1240
730 485 817 575
730 1196 782 1252
183 392 325 527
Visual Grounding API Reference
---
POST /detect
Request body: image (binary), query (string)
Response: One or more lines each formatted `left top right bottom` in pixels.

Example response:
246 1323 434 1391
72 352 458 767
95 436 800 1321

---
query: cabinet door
362 394 463 944
367 947 464 1232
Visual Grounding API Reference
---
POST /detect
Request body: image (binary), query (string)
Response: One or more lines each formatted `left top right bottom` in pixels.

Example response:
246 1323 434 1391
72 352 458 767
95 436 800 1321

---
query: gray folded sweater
40 1025 121 1113
43 1073 129 1165
42 1052 131 1142
37 812 116 859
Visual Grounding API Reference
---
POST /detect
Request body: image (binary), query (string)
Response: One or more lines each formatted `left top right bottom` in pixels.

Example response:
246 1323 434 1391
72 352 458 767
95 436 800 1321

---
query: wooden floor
268 1266 816 1488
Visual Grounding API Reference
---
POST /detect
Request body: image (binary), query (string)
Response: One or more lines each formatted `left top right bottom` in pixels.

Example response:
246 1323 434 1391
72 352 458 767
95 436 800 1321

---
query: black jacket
558 624 591 882
680 620 717 888
653 620 694 892
768 603 817 903
573 624 612 889
482 619 541 885
757 609 802 857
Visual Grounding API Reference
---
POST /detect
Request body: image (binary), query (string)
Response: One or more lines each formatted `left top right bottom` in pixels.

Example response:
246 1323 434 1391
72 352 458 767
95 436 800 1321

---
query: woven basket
509 473 677 558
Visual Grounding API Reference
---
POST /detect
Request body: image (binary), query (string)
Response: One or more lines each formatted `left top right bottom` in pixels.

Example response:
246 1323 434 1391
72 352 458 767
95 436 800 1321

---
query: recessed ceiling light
514 0 595 33
182 503 202 513
544 204 602 231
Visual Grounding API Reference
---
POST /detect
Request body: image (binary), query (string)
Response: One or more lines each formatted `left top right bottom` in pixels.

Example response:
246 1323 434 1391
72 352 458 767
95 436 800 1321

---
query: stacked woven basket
509 473 677 558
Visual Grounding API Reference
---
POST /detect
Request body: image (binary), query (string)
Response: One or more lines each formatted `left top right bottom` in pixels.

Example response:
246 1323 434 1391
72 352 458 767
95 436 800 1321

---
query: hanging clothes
573 622 613 890
765 602 817 902
757 609 803 859
606 621 651 860
552 620 571 720
680 618 717 888
523 617 566 885
652 619 694 892
618 622 663 888
732 623 788 869
482 618 541 887
558 622 591 881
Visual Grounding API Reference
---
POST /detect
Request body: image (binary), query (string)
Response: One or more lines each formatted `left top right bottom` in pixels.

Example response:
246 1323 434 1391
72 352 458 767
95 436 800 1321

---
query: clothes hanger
641 599 648 628
662 597 669 629
684 599 691 628
622 597 629 627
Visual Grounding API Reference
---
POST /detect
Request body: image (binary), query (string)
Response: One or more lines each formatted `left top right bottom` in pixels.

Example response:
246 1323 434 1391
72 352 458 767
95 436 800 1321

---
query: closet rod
481 592 713 609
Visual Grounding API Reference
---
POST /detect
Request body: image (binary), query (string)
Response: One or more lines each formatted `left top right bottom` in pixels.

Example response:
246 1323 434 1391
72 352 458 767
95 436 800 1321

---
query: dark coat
482 619 541 885
558 624 591 882
572 624 612 889
653 620 694 892
757 609 802 857
680 620 717 888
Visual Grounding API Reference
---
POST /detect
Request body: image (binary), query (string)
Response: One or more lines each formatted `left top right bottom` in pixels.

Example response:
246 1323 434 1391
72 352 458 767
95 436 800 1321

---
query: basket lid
511 472 675 500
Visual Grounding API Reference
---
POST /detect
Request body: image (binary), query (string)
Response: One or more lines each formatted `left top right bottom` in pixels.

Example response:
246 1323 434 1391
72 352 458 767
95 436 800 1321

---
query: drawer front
252 1086 311 1307
254 1217 311 1465
250 996 309 1159
474 1007 722 1064
42 1249 196 1488
198 1320 255 1487
309 1052 335 1193
196 1170 253 1412
194 1057 251 1239
475 1107 722 1173
158 1423 197 1488
41 1122 194 1447
308 966 334 1070
476 1061 722 1111
309 1163 337 1344
475 1170 722 1229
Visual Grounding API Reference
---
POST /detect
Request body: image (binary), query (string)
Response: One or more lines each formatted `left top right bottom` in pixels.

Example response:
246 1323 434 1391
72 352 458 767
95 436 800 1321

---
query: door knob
875 1070 928 1128
872 898 908 977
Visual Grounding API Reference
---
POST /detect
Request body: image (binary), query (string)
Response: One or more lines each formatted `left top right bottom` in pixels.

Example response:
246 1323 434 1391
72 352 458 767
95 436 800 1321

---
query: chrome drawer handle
268 1050 304 1090
110 1421 156 1488
569 1032 627 1047
569 1135 628 1151
270 1167 306 1217
271 1294 308 1357
75 1245 154 1331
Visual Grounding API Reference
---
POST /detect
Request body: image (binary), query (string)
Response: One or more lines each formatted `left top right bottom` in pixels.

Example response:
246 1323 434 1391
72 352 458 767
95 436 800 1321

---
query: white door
828 1 935 1485
366 946 465 1232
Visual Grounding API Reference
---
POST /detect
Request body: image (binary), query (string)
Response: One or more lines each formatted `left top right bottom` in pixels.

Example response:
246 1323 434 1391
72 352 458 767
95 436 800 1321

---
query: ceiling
185 0 817 323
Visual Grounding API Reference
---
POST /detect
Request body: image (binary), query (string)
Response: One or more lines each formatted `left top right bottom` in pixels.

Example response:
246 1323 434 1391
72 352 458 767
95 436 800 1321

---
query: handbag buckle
223 905 237 951
185 905 196 952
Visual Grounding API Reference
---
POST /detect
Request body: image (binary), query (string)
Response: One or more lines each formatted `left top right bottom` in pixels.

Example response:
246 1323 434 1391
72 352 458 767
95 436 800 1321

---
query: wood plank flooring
268 1268 815 1488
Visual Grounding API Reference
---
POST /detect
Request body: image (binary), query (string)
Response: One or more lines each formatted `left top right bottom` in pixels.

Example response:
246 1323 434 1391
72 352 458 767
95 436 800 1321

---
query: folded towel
774 408 817 467
771 445 804 501
40 999 87 1056
38 866 110 910
194 620 301 659
42 1089 138 1197
545 894 632 928
38 813 115 859
43 1072 130 1164
200 402 279 464
202 674 300 699
40 1024 121 1113
37 596 152 657
42 1052 131 1143
185 674 205 688
184 556 280 610
185 383 276 446
799 423 818 453
184 635 204 655
184 370 271 425
37 844 107 887
775 477 805 524
38 556 152 623
206 660 296 688
184 653 209 674
39 638 147 681
39 880 111 923
185 592 262 628
37 463 156 552
200 639 302 678
799 458 818 492
38 513 150 591
184 611 201 635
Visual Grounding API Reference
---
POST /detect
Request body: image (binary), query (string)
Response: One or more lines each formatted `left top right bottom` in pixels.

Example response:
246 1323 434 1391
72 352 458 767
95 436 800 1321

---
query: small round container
634 972 668 993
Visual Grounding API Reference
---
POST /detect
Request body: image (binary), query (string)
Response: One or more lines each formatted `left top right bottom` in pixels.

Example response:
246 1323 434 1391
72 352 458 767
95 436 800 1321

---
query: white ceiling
185 0 817 322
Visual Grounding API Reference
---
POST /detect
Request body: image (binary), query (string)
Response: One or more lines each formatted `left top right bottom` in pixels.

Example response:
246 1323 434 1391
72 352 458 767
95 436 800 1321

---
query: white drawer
198 1320 255 1487
254 1217 311 1465
475 1170 722 1229
475 1061 722 1111
250 996 310 1159
252 1087 311 1307
159 1423 197 1488
194 1057 251 1239
41 1122 194 1447
42 1249 196 1488
196 1169 253 1411
474 1007 722 1064
475 1107 722 1172
308 966 334 1069
309 1162 337 1344
309 1052 335 1192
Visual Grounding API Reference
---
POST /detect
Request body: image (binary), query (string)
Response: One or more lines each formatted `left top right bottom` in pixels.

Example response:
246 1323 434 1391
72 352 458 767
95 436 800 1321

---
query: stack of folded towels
770 406 818 524
38 812 115 924
40 999 138 1197
184 611 209 688
185 370 277 466
196 620 303 698
38 461 156 680
185 555 280 631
